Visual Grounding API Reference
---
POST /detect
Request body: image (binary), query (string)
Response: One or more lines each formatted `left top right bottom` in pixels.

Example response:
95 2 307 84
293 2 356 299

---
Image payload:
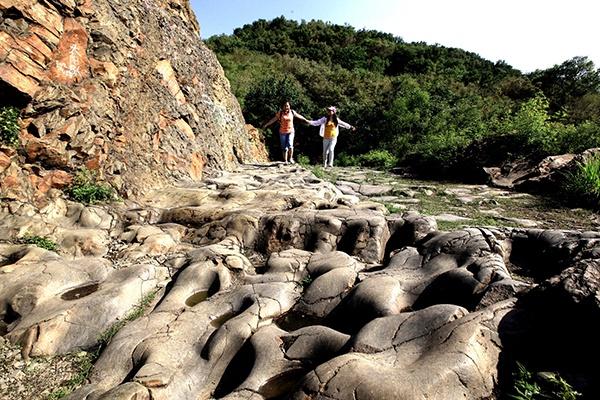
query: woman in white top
308 106 356 167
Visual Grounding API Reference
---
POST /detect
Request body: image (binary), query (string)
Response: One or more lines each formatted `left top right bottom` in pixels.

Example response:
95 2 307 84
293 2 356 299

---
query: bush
359 149 398 169
562 154 600 208
335 153 360 167
67 168 114 204
0 106 20 146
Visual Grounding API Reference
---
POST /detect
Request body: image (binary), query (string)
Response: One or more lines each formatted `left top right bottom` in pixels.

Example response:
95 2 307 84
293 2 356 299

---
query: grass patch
509 362 580 400
46 352 94 400
0 106 20 146
309 166 339 183
20 234 58 252
66 168 114 204
47 290 158 399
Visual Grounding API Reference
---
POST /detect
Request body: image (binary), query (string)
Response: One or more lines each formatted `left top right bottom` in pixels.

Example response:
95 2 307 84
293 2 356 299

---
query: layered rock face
0 0 268 204
1 164 599 399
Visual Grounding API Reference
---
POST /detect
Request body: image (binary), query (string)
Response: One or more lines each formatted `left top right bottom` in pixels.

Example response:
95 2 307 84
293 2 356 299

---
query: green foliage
311 166 325 179
47 352 94 399
209 16 600 187
509 362 580 400
562 154 600 208
67 169 114 204
20 234 58 252
300 275 313 288
335 153 360 167
530 56 600 114
383 203 403 214
47 291 157 399
296 154 311 166
359 150 397 169
0 106 20 146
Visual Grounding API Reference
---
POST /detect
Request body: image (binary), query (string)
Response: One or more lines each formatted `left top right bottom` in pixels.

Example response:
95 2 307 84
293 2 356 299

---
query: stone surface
0 0 268 207
1 164 598 399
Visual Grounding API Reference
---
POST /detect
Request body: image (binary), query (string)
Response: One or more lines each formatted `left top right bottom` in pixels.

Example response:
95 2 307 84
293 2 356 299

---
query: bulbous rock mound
1 164 599 399
0 0 268 204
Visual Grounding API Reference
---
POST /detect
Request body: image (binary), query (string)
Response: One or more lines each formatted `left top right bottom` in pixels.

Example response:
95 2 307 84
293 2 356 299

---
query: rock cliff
0 0 268 205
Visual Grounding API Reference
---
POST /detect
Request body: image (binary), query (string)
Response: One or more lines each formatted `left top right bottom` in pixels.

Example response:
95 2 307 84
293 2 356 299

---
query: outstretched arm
307 116 327 127
262 114 279 129
338 119 356 131
293 111 311 124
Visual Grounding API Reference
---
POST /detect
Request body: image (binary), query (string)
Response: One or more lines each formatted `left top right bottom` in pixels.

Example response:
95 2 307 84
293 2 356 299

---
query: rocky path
1 163 598 399
325 166 600 232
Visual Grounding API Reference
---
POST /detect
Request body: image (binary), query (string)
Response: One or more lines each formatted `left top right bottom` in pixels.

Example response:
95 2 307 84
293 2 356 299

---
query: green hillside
206 17 600 180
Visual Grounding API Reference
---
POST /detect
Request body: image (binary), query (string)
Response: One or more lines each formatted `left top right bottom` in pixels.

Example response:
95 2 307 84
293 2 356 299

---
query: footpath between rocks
1 163 598 399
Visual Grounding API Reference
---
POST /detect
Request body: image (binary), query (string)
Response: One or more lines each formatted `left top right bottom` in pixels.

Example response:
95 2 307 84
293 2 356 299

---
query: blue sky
190 0 600 73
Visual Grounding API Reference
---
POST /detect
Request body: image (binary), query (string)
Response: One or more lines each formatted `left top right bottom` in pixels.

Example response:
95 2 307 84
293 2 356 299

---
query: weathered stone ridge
0 0 268 204
1 164 599 399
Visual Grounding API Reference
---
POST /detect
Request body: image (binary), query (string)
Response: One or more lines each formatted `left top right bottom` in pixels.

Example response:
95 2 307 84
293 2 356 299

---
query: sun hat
326 106 337 113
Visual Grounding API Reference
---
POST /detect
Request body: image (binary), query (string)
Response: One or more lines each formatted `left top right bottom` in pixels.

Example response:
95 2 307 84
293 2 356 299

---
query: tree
530 56 600 113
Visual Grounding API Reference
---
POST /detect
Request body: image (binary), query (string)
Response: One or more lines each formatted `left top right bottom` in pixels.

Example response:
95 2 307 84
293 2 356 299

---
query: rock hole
258 369 306 399
61 283 100 301
337 222 366 255
0 81 30 108
200 310 238 360
316 203 335 210
185 290 208 307
207 275 221 296
27 123 39 137
185 272 222 307
213 339 256 398
2 303 21 325
274 310 321 332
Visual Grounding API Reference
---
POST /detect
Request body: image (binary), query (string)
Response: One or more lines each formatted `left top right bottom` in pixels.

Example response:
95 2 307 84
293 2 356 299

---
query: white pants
322 138 337 167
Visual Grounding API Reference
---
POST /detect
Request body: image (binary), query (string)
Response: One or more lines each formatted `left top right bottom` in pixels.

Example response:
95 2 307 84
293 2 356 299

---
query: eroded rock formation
0 0 268 205
1 164 599 399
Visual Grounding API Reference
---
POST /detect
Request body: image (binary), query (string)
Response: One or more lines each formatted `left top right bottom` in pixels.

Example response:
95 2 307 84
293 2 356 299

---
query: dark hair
327 113 338 127
281 100 291 111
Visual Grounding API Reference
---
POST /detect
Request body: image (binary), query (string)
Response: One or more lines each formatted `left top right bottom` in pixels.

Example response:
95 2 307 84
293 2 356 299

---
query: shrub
359 149 398 169
67 168 114 204
335 153 360 167
562 154 600 208
0 106 20 146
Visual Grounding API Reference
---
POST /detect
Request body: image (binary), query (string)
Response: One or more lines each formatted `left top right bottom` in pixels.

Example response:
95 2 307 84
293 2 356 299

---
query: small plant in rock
296 154 311 166
67 168 114 204
20 234 58 252
384 203 403 214
311 166 325 179
300 275 313 289
0 105 20 146
509 362 580 400
562 155 600 208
